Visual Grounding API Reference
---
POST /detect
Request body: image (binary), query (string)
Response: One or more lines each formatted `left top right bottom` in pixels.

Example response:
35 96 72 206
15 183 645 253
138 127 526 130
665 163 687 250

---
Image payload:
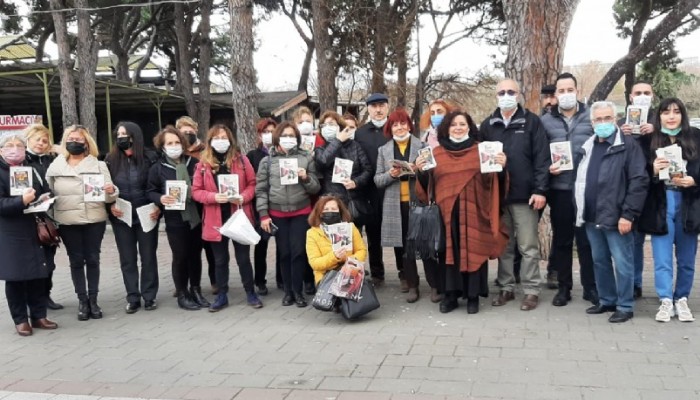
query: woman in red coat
192 124 261 311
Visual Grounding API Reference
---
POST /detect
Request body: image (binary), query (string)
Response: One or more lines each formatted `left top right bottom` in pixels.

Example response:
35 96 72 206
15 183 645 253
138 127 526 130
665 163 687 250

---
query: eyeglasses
497 90 518 97
3 143 25 149
593 116 615 124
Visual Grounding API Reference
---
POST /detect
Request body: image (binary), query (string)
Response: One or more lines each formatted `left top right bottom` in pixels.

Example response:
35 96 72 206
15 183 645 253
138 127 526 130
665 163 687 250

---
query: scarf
438 135 474 152
165 156 201 229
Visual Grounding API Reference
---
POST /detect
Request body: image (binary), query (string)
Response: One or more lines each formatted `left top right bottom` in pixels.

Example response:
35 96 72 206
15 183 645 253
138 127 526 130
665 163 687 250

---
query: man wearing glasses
480 79 550 311
574 101 648 323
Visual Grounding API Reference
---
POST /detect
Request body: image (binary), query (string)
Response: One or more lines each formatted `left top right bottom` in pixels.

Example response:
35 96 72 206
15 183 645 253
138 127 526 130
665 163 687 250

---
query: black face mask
66 142 86 155
116 137 132 151
187 134 198 145
320 211 342 225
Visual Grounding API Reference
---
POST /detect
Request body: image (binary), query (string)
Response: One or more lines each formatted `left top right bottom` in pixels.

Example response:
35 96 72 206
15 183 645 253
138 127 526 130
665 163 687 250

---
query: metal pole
150 96 163 129
39 71 54 137
105 84 112 151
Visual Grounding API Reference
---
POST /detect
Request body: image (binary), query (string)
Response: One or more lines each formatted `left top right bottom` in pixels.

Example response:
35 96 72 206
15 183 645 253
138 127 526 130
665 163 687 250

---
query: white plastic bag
218 209 261 245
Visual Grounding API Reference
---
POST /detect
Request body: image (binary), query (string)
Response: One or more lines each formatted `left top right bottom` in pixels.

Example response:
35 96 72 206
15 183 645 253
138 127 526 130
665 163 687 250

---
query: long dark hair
105 121 146 177
651 98 697 161
436 110 480 141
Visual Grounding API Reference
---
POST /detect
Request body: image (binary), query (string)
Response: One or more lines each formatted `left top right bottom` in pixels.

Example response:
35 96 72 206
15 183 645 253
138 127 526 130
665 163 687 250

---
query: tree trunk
49 0 78 129
502 0 580 112
623 0 653 105
75 0 99 139
371 0 390 94
589 0 700 102
35 25 54 62
229 0 260 152
396 44 408 107
311 0 337 111
110 11 131 81
298 40 314 93
174 3 199 123
198 0 213 136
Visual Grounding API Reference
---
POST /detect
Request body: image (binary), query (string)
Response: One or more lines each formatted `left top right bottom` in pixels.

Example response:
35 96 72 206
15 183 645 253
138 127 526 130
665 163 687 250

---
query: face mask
449 134 470 143
557 93 577 110
498 94 518 111
261 133 273 146
371 118 387 128
116 137 132 151
393 132 411 142
632 95 652 108
430 115 444 128
66 142 86 155
661 127 682 136
594 122 616 138
164 146 183 159
321 125 339 141
187 134 198 146
297 121 314 135
211 139 230 154
320 211 342 225
279 137 297 151
2 148 26 165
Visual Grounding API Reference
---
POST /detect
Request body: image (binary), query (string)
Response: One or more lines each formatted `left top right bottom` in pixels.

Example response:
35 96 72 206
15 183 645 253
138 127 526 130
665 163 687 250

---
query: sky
252 0 700 92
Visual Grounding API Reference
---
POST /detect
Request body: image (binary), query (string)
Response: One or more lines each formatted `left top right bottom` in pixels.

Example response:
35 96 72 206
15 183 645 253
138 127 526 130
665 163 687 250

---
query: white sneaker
675 297 695 322
655 298 675 322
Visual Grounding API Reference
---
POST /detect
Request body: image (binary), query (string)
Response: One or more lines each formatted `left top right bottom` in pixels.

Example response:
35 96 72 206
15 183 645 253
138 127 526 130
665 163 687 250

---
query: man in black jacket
575 101 649 323
354 93 391 286
481 79 550 311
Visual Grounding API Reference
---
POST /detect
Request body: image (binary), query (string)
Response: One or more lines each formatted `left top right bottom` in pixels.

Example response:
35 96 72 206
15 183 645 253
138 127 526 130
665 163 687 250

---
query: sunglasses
497 90 518 97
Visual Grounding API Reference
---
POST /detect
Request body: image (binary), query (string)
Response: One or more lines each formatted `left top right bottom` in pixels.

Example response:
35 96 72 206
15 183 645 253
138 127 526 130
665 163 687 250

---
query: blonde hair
200 124 240 172
176 116 198 131
292 106 313 124
60 125 99 158
24 124 53 147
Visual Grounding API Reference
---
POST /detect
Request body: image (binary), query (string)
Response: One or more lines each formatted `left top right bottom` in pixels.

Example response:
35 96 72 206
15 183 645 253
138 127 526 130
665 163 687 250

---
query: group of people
1 72 698 336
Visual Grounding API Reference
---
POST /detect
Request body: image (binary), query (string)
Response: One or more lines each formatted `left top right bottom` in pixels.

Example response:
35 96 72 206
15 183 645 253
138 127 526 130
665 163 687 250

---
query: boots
47 296 64 310
177 293 201 311
77 300 90 321
89 296 102 319
190 286 211 308
406 287 420 303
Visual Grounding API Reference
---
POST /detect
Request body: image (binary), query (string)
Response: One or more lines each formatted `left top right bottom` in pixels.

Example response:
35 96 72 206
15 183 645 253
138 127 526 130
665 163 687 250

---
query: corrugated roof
0 36 37 60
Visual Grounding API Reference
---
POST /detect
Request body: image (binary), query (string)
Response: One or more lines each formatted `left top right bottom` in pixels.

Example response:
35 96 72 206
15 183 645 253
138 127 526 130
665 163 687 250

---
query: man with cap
355 93 391 287
541 84 558 115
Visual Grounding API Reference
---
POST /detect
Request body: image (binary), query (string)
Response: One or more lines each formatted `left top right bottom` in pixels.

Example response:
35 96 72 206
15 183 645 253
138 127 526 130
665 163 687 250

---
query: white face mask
393 132 411 142
557 92 577 110
211 139 230 154
371 118 387 128
632 95 652 108
449 135 470 143
279 137 297 151
261 132 273 146
321 125 339 141
297 121 314 135
498 94 518 111
164 145 183 159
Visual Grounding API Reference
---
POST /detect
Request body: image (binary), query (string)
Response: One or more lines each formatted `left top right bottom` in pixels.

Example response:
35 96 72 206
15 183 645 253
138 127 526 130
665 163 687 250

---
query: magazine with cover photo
656 144 686 181
328 257 365 301
626 106 648 135
279 158 299 185
9 166 32 196
165 180 188 210
217 174 239 199
324 222 353 253
418 147 437 171
83 174 105 202
550 141 574 171
478 141 503 173
332 158 354 183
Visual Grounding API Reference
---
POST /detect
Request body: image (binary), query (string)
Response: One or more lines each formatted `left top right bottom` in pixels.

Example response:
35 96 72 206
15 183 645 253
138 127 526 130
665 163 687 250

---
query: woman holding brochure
148 126 208 311
105 121 160 314
192 124 261 312
46 125 118 321
638 98 700 323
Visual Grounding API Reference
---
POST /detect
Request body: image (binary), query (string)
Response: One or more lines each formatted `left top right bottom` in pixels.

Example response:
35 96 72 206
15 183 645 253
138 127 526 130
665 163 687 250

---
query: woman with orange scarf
415 110 509 314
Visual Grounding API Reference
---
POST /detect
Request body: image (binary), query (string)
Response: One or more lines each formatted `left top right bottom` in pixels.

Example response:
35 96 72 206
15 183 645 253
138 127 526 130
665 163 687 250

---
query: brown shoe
430 288 443 303
406 287 420 303
15 322 32 337
31 318 58 330
520 294 539 311
492 290 515 306
399 279 409 293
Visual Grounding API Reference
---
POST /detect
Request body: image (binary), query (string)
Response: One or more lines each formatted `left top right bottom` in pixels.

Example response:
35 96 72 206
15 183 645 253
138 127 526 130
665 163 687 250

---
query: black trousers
422 258 444 293
548 189 596 291
166 224 204 293
45 245 57 295
272 215 309 295
59 222 106 301
357 191 385 279
112 221 160 303
5 279 48 325
208 237 255 294
393 202 419 288
204 241 217 286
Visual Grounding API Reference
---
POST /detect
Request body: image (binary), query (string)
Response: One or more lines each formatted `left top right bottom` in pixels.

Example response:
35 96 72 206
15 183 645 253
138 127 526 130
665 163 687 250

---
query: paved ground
0 231 699 400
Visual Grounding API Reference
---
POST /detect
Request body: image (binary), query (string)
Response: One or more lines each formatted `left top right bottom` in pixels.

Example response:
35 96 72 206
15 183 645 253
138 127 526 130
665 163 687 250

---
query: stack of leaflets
478 141 503 173
9 166 32 196
165 180 188 210
626 106 649 135
550 141 574 171
418 147 437 171
332 158 354 183
656 144 686 181
279 158 299 185
83 174 105 202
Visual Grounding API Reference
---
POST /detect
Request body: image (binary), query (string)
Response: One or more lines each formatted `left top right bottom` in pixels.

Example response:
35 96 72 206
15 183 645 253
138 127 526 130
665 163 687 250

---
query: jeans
393 202 419 288
166 224 204 293
497 204 542 295
633 230 646 288
112 221 159 303
651 190 698 300
5 279 48 325
59 222 106 301
272 214 309 295
585 223 635 312
208 238 255 294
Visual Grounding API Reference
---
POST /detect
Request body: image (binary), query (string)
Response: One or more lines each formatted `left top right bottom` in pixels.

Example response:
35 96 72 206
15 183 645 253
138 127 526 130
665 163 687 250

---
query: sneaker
655 298 674 322
246 292 263 309
208 293 229 312
675 297 695 322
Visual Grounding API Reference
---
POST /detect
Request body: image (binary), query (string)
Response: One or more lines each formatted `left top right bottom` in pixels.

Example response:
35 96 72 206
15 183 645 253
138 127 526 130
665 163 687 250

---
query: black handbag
347 197 372 226
406 174 443 261
312 269 339 311
340 279 380 319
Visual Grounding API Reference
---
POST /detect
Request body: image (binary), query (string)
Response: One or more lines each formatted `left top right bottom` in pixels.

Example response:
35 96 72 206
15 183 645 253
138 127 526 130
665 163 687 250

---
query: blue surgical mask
430 115 444 128
594 122 616 138
661 127 682 136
